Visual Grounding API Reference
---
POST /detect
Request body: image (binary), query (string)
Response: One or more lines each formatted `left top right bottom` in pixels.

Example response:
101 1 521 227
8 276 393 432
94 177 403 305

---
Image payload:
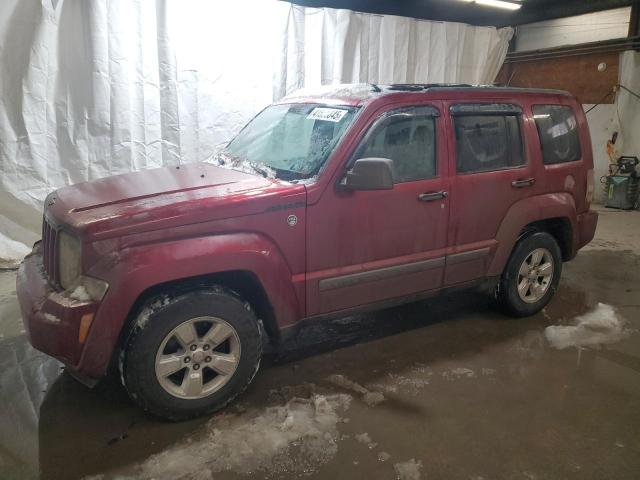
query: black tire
120 287 262 421
497 231 562 317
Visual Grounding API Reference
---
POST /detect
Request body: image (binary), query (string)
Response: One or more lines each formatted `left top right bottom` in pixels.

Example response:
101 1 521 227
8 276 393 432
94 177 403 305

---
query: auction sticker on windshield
307 107 348 122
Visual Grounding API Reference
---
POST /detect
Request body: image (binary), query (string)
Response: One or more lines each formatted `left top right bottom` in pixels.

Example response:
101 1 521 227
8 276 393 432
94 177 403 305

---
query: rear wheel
497 231 562 317
120 288 262 420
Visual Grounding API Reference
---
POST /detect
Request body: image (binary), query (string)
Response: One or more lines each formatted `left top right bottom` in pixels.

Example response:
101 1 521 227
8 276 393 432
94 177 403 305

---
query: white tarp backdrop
0 0 513 265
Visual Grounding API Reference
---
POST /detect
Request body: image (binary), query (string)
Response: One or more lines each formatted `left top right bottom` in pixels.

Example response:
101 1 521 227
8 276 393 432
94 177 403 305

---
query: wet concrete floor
1 206 639 480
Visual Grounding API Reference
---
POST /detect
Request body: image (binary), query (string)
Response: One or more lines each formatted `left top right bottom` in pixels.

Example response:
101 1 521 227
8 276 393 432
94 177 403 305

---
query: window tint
453 115 524 173
355 106 437 182
532 105 582 164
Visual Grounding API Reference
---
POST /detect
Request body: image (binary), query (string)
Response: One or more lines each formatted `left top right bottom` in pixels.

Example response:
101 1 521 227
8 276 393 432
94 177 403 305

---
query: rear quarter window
532 105 582 165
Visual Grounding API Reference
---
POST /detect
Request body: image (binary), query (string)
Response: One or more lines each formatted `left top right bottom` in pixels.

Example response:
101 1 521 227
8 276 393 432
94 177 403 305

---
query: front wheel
497 231 562 317
120 288 262 420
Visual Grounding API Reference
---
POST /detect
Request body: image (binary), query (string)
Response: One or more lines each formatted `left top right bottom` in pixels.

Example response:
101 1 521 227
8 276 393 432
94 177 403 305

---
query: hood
46 162 305 239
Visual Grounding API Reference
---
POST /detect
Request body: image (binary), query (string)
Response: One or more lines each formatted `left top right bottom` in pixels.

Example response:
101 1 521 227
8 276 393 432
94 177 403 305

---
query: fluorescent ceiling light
474 0 522 10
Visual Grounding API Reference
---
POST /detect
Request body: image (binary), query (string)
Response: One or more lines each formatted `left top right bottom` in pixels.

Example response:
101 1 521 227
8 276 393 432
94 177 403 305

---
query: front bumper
17 244 100 379
576 209 598 251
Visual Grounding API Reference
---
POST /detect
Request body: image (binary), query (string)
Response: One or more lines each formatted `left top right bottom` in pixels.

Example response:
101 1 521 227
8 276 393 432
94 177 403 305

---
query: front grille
42 216 60 286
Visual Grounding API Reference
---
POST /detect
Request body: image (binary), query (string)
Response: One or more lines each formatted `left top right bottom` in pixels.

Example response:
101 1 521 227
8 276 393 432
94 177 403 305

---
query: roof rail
386 83 473 91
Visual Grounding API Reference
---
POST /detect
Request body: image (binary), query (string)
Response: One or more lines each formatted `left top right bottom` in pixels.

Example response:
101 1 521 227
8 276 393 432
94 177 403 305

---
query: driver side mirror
342 157 395 190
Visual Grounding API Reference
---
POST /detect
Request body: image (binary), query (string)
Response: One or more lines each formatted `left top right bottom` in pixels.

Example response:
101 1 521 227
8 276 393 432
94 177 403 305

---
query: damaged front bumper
16 243 103 384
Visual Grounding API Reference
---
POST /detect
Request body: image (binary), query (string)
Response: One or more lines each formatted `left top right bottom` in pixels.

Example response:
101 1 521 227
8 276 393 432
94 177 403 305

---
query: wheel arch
82 232 301 379
488 193 577 276
520 217 573 261
121 269 279 344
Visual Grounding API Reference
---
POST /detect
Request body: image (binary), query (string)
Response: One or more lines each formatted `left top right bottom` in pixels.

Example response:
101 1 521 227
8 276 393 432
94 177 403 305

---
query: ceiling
285 0 636 27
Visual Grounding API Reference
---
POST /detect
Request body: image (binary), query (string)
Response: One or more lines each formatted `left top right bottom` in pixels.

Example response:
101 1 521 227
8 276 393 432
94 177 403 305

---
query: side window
353 106 438 182
532 105 582 165
452 107 524 174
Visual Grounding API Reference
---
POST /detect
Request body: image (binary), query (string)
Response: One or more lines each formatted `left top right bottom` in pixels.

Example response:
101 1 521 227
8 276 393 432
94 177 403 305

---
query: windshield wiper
246 162 270 178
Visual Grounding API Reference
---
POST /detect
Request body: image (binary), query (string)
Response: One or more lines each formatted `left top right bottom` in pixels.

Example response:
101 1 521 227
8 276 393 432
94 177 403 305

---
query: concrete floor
1 205 639 480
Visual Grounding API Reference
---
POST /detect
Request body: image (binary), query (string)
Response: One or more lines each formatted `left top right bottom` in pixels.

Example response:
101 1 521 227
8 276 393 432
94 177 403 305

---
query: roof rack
386 83 473 91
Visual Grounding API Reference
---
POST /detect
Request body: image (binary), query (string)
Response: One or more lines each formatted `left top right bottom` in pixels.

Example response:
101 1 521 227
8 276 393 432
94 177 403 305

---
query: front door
305 102 450 315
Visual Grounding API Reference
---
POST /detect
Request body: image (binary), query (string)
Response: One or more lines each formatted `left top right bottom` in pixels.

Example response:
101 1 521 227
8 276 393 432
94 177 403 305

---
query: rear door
444 101 542 285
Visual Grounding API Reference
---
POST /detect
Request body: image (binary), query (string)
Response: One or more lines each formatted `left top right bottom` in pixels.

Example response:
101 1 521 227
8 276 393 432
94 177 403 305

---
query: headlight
58 231 81 289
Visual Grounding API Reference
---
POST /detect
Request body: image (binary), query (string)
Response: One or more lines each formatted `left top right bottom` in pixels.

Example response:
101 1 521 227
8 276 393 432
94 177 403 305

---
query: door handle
511 178 535 188
418 191 448 201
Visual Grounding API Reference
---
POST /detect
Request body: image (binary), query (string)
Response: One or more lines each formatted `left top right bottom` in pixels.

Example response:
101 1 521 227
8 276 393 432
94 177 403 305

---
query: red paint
17 86 598 382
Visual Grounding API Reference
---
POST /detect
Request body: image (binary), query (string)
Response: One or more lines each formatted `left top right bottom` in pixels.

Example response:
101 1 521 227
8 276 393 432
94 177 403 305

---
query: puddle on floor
0 251 639 480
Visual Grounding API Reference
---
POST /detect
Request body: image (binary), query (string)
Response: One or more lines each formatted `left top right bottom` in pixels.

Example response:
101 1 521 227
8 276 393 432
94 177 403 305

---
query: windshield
218 103 358 181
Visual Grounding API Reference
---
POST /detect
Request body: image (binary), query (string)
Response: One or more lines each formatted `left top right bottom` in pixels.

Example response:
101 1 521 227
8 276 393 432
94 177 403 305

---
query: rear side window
354 106 438 183
532 105 582 165
452 109 524 174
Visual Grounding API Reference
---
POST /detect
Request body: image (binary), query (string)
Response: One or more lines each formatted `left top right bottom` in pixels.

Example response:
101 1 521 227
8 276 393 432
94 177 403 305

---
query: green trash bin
605 175 640 210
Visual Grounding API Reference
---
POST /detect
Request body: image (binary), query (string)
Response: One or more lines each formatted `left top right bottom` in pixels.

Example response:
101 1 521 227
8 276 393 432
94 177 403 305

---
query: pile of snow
545 303 631 350
42 313 61 324
69 285 91 302
135 394 351 479
208 150 278 180
394 459 423 480
327 374 385 407
355 432 378 449
378 451 392 462
0 231 30 268
442 367 476 379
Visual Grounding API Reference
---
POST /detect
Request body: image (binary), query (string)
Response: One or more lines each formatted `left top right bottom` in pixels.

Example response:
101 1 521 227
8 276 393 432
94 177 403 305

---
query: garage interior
1 1 640 479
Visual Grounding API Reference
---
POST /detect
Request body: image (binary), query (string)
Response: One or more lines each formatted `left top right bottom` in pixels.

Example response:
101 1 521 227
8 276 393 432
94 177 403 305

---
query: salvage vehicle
17 84 598 419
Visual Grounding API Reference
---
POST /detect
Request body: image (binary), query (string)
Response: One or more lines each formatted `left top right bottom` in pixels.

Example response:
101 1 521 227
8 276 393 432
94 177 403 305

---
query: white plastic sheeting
274 6 513 98
0 0 513 265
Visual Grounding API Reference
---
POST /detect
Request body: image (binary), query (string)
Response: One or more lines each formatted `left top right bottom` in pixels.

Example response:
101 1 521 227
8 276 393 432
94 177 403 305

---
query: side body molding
80 233 301 378
488 193 577 276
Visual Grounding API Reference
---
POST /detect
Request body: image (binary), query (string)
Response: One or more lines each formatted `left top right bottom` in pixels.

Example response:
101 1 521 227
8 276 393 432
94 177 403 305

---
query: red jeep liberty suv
17 84 598 419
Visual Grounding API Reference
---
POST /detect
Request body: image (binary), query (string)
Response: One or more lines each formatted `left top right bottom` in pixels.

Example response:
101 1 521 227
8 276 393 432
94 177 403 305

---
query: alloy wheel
516 247 554 304
154 316 241 399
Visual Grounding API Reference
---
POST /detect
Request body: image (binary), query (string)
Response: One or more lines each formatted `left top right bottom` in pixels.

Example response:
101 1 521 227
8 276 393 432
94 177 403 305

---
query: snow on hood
544 303 632 350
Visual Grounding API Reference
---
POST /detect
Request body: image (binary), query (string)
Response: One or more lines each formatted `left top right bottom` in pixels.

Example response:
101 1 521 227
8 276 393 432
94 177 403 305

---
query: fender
78 233 302 378
487 192 577 276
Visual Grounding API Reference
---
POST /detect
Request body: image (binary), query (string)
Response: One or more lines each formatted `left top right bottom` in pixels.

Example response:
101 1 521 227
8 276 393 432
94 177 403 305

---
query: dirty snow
135 295 173 330
388 373 430 391
355 432 378 449
394 459 423 480
209 149 277 180
362 391 385 407
283 83 379 102
292 174 319 185
69 285 91 302
42 313 61 324
442 367 476 379
327 374 385 406
106 393 352 479
545 303 631 350
0 231 30 267
378 451 392 462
